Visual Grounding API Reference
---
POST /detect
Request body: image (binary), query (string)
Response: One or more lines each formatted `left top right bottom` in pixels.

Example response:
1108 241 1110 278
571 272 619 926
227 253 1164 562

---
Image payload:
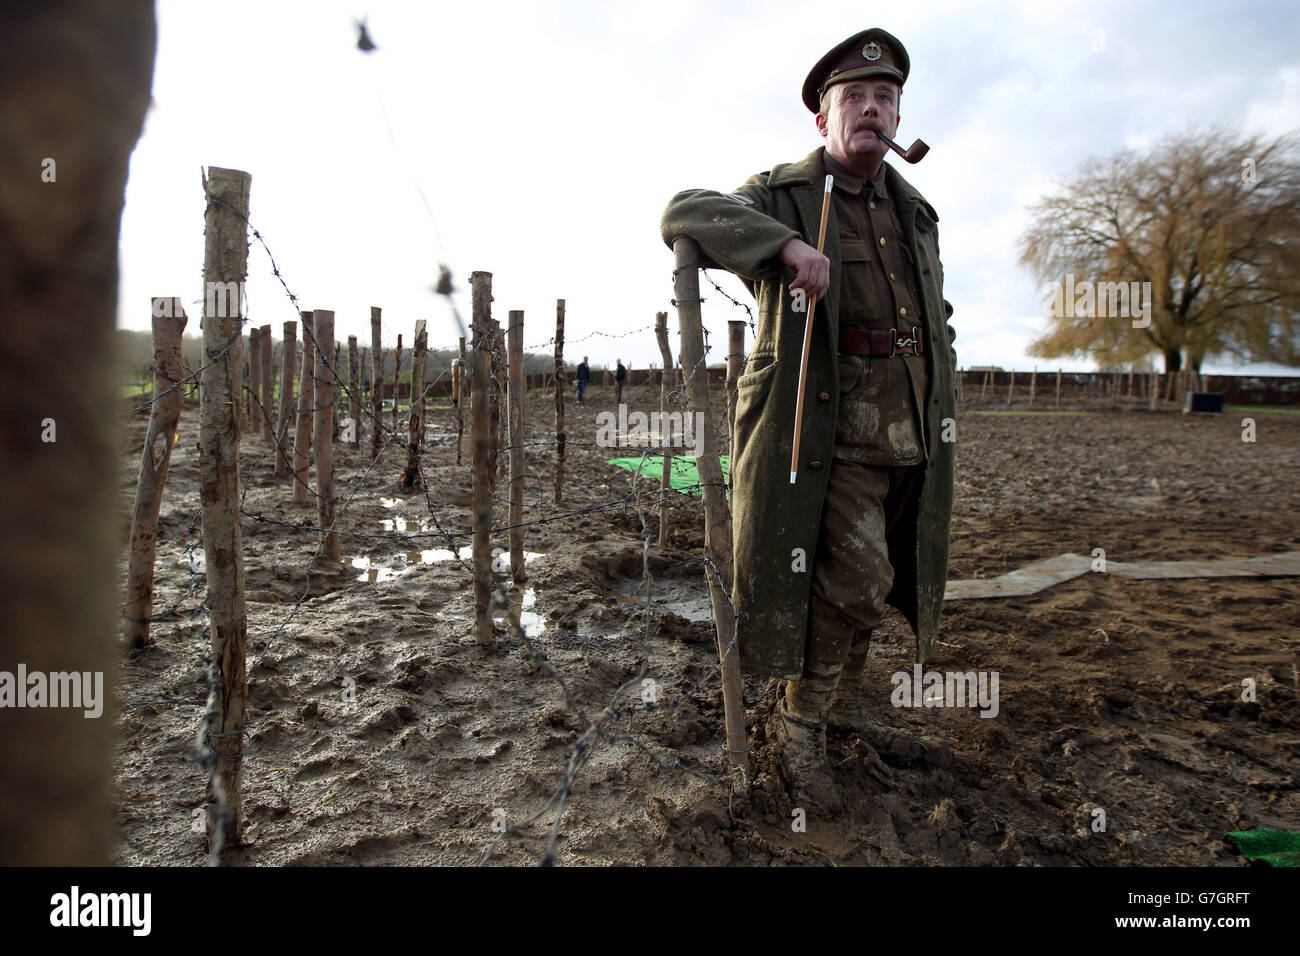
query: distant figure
576 356 590 404
615 359 628 406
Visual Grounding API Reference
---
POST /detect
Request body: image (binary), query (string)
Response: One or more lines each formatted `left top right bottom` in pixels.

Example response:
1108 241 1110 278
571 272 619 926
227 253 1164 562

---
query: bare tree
1019 127 1300 372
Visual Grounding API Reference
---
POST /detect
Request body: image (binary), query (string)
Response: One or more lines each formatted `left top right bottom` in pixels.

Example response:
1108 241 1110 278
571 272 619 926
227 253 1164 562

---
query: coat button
899 307 908 318
808 460 822 470
818 391 830 402
879 236 887 247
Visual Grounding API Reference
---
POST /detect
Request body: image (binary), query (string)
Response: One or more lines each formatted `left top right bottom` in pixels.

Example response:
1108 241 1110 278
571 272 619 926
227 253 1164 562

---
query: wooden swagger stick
790 174 835 483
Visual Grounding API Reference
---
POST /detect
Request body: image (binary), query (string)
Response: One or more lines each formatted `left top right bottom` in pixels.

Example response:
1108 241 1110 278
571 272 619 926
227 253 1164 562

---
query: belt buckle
888 328 897 358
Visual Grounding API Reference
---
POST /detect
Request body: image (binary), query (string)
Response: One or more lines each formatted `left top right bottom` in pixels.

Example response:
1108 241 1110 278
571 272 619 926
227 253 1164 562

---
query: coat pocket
733 355 779 478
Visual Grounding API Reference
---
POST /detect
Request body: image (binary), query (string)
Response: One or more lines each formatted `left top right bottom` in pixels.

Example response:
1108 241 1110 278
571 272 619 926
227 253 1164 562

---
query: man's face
816 79 900 170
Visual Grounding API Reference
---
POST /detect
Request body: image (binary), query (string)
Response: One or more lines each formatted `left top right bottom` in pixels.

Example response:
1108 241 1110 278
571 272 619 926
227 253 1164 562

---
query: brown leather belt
838 327 924 357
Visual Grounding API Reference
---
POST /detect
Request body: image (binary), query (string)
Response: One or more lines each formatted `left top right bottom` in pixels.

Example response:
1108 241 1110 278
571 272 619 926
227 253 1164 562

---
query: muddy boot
767 697 843 814
829 637 927 766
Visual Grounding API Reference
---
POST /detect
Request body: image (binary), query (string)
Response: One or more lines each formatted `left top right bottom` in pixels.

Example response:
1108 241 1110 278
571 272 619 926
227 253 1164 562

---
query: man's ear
815 112 829 137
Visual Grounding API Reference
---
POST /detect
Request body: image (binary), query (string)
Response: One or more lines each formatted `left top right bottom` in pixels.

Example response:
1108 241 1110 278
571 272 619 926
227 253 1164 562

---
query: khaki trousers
786 458 922 719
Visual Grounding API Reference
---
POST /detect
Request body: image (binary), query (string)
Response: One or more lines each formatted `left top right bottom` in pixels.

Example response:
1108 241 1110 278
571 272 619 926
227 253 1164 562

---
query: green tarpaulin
605 455 729 496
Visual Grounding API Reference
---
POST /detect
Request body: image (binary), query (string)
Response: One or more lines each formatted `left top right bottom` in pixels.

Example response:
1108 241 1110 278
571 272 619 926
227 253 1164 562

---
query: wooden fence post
457 335 467 466
726 319 746 449
314 310 341 561
1006 369 1014 406
490 317 503 485
239 335 250 434
332 343 341 444
654 311 674 545
125 297 187 648
1055 368 1062 409
370 308 383 461
273 320 296 477
981 368 990 402
508 310 526 582
292 312 314 503
199 166 251 848
347 334 360 449
259 324 273 441
1029 365 1037 407
672 237 749 784
392 333 402 429
401 320 428 488
247 326 261 435
554 300 566 505
470 272 494 645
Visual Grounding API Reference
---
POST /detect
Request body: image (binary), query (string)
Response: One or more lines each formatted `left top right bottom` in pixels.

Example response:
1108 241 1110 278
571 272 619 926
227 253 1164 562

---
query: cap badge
863 41 882 61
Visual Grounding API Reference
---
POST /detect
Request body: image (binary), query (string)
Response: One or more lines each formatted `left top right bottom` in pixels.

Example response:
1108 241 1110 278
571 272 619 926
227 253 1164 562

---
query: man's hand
779 237 830 299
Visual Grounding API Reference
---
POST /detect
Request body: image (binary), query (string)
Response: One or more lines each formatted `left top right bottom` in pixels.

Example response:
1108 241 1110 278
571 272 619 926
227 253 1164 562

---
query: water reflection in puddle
351 549 545 583
494 587 545 635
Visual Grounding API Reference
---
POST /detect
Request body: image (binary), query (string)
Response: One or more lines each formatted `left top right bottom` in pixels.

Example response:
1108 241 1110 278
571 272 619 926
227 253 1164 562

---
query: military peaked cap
802 28 910 112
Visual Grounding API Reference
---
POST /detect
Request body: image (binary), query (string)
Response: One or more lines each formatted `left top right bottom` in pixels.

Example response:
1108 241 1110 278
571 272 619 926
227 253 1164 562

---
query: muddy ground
111 380 1300 866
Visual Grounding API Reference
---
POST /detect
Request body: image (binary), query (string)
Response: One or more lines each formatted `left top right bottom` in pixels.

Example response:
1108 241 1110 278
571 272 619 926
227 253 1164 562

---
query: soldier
661 28 957 811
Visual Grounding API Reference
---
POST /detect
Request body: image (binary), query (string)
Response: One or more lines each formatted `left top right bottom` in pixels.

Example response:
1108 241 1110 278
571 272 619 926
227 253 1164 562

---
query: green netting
1224 828 1300 867
605 455 729 497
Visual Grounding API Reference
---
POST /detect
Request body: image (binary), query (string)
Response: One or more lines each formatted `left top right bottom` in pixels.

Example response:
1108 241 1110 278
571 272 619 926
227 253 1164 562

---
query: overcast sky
117 0 1300 374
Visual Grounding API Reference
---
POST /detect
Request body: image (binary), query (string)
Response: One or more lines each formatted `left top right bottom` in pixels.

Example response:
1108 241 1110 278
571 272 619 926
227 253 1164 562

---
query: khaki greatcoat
661 147 957 678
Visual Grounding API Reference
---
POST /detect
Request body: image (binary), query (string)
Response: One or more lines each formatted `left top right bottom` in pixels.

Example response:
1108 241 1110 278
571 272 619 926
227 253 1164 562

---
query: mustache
854 122 884 133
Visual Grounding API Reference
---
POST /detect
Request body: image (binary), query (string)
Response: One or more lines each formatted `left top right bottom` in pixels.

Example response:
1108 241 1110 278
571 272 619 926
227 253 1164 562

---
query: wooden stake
370 308 383 462
507 310 526 582
248 326 262 434
332 343 342 444
789 175 834 484
672 237 749 784
1029 365 1037 407
313 310 341 561
554 300 566 505
259 324 273 441
125 297 187 648
726 319 745 460
401 320 428 488
490 318 503 486
1006 369 1014 406
347 334 360 449
470 272 494 645
273 320 296 478
392 334 402 429
199 166 251 848
457 335 467 466
1055 368 1062 409
654 311 673 545
981 368 990 402
292 312 314 503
